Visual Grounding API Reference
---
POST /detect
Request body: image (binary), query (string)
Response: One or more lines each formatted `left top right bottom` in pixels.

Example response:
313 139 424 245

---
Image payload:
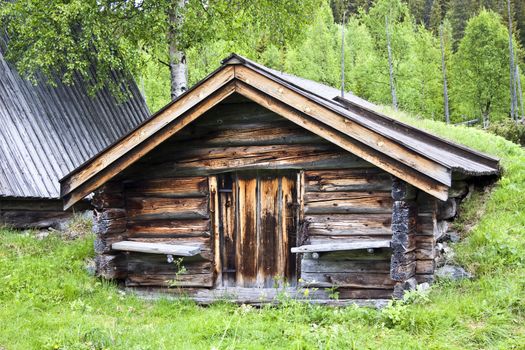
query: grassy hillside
1 113 524 349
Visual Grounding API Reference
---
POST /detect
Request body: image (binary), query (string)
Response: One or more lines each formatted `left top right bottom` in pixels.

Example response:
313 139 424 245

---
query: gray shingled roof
0 40 150 199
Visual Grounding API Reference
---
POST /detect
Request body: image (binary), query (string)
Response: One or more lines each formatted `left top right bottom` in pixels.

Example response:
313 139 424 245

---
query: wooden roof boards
0 39 150 200
60 54 500 209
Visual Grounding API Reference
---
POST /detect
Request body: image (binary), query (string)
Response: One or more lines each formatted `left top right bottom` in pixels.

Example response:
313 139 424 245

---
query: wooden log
416 259 435 274
292 240 391 253
92 192 125 209
304 168 391 192
415 246 435 260
184 121 325 147
390 260 416 281
126 273 214 287
0 199 64 211
0 210 72 229
127 237 213 261
391 177 417 201
93 217 126 235
112 241 201 256
95 254 127 279
308 235 392 245
126 219 210 238
390 180 418 282
296 171 306 280
301 259 391 273
300 272 396 289
305 214 392 236
133 144 368 178
94 234 126 254
132 286 392 304
337 288 393 299
127 254 212 275
126 197 209 220
313 248 392 261
94 208 126 221
416 214 436 236
124 177 208 198
437 198 457 220
208 175 221 286
304 191 392 214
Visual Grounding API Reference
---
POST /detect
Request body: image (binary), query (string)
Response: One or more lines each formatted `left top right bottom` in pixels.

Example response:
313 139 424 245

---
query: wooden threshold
127 287 391 308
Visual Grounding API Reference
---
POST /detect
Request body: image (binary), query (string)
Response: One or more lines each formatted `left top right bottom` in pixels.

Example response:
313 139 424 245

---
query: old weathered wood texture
93 182 128 279
298 169 395 297
88 101 460 301
390 178 417 295
122 103 371 180
0 199 90 229
415 192 438 283
119 176 213 288
223 172 297 288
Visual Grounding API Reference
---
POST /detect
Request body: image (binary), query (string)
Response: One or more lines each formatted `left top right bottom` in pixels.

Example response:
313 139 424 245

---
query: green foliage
284 3 341 88
451 10 516 123
487 119 525 145
0 0 322 99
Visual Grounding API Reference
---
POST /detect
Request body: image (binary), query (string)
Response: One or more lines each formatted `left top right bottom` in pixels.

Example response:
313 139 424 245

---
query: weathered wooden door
217 171 297 288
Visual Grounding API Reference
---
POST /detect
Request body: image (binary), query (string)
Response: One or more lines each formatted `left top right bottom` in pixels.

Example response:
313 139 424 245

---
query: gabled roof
0 38 150 200
60 53 499 209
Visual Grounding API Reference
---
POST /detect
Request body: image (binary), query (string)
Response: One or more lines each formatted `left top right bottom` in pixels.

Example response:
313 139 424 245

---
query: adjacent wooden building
60 54 499 303
0 36 150 228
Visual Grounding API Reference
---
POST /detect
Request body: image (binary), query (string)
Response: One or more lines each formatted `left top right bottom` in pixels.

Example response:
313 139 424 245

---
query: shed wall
92 100 440 300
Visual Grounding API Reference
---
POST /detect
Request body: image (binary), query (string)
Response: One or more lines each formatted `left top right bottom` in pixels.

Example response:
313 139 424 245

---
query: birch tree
0 0 321 100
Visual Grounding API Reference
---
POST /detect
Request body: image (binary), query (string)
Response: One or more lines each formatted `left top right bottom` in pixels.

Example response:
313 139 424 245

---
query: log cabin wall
299 169 396 299
122 177 214 288
415 192 438 284
91 98 449 299
93 182 128 280
0 199 83 229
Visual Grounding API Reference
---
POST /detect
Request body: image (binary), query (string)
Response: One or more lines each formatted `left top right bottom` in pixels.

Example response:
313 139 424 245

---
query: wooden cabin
60 54 499 304
0 36 150 229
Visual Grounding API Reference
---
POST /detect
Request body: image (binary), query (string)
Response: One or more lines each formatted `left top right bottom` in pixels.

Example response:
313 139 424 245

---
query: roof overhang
60 55 499 209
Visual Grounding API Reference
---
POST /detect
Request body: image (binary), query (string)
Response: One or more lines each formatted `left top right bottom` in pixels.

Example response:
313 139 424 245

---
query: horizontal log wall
0 199 90 229
107 101 400 297
415 192 438 283
93 182 128 280
300 169 395 298
123 176 213 287
122 102 372 180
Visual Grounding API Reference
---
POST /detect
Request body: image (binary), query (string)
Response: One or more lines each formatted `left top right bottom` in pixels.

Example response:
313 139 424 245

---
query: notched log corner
95 254 128 280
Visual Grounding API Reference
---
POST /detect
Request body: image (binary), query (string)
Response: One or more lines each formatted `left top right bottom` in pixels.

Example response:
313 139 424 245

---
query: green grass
1 112 525 349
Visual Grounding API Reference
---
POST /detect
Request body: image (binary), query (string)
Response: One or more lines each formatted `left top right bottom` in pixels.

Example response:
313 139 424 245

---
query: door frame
210 170 302 288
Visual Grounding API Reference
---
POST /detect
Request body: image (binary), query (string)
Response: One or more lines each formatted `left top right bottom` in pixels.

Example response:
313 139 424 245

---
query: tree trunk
516 65 524 122
168 0 188 100
507 0 518 121
385 16 398 111
440 25 450 124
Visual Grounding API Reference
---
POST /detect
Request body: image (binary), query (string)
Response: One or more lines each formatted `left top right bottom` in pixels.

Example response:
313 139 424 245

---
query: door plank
235 175 258 287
